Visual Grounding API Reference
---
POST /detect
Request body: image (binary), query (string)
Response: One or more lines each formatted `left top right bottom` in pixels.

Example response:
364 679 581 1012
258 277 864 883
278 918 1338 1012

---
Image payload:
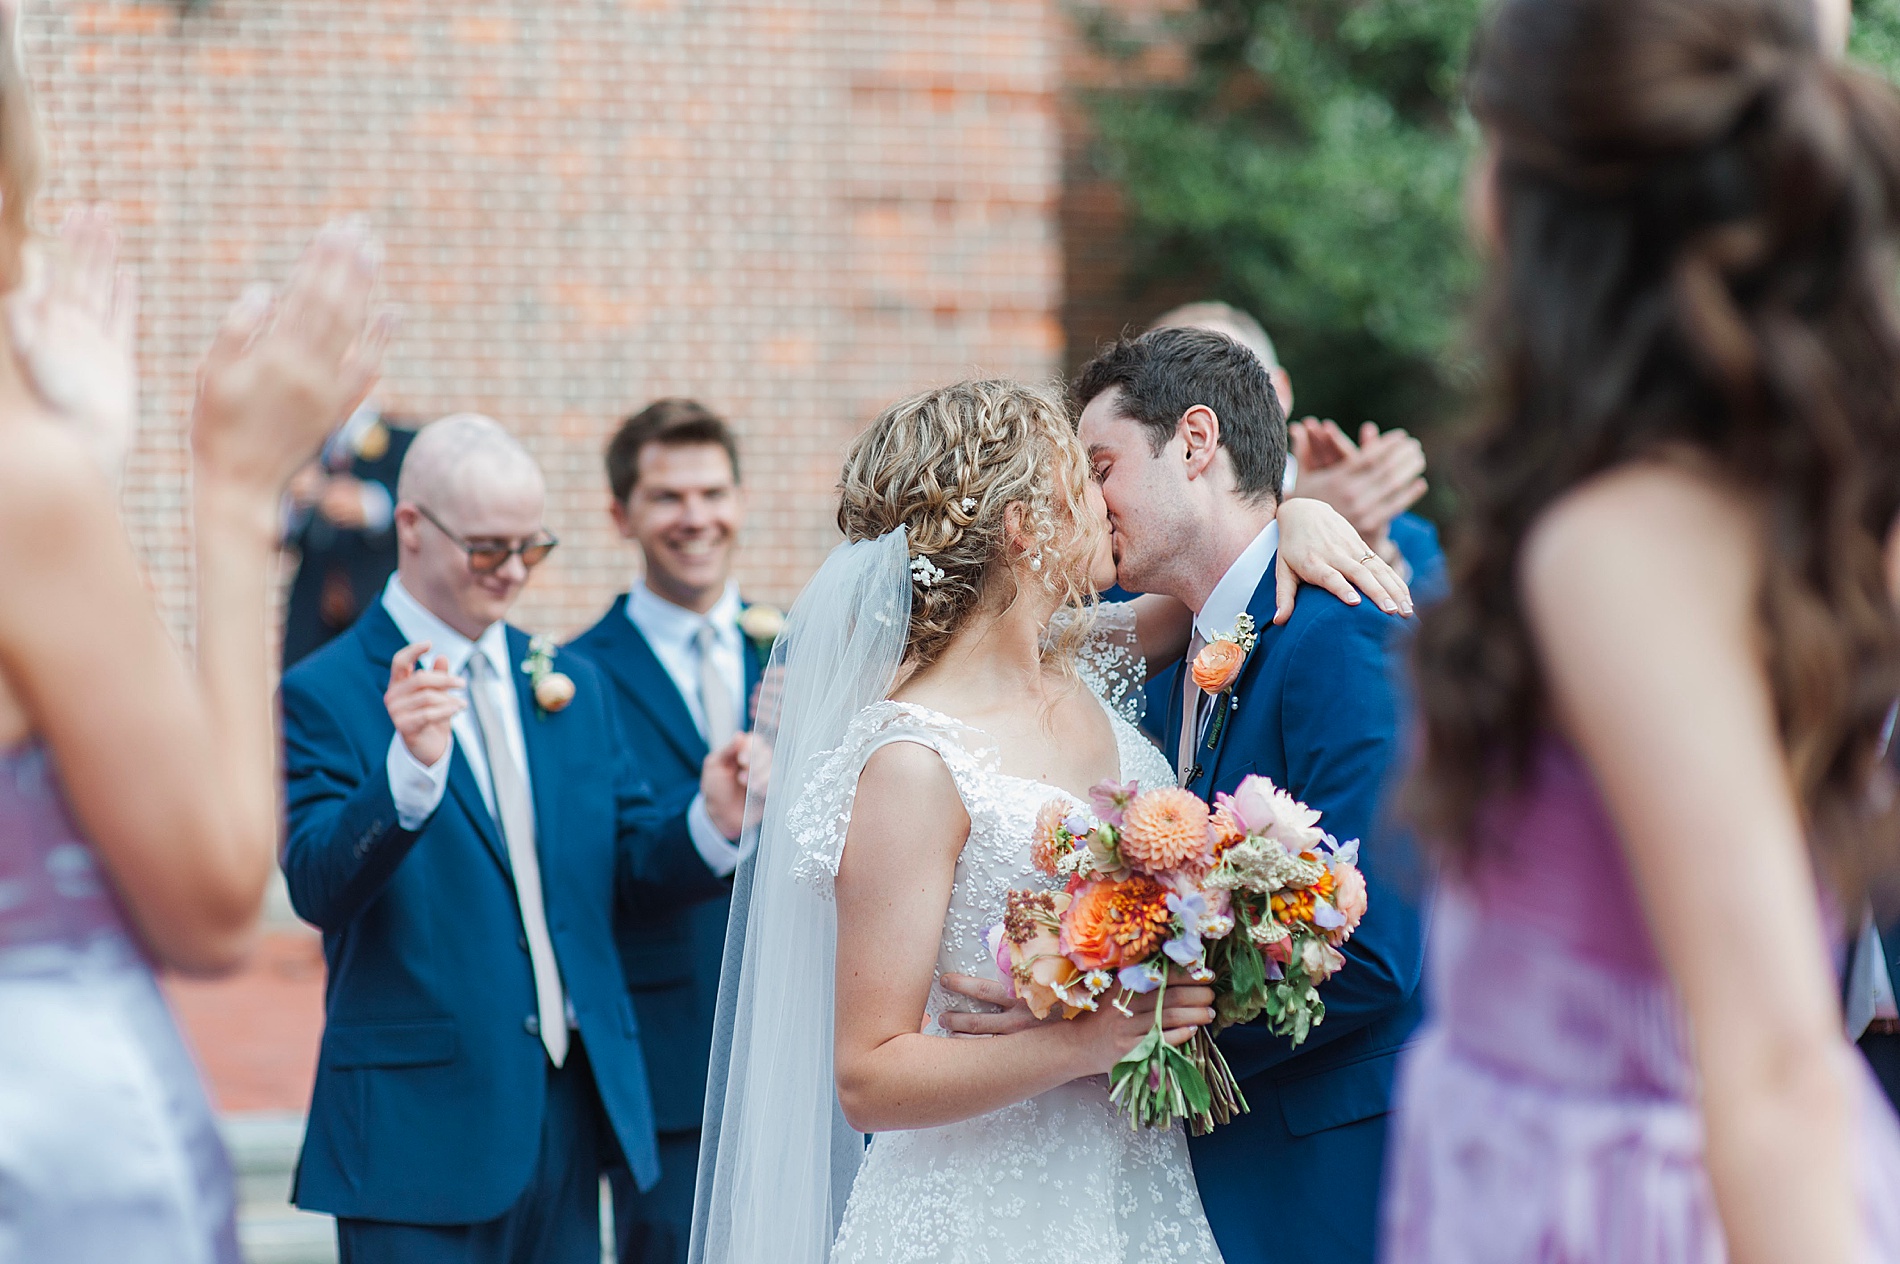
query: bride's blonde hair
838 379 1099 670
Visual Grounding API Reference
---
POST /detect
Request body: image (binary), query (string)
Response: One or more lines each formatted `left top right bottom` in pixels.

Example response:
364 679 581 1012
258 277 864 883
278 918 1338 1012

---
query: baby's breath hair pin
910 554 946 587
960 497 976 512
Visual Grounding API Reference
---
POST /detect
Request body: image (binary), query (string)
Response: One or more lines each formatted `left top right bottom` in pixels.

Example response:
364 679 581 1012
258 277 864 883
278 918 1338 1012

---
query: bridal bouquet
989 776 1367 1134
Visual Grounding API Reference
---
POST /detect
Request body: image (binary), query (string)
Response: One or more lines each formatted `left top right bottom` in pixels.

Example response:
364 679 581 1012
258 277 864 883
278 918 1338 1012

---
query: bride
690 379 1407 1264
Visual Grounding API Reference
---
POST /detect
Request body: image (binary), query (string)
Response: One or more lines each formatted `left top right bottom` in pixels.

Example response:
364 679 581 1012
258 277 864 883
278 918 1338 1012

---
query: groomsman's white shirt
380 575 740 876
625 579 746 744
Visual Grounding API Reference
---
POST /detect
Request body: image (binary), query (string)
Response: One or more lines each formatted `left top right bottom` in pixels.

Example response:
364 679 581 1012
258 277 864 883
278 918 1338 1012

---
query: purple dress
0 740 239 1264
1383 739 1900 1262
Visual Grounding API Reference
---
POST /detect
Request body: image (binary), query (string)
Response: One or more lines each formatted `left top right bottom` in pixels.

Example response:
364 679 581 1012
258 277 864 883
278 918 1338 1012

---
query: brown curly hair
1411 0 1900 895
837 380 1100 671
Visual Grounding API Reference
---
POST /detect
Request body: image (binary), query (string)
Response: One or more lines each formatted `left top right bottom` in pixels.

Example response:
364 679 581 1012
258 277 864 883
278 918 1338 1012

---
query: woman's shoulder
1520 458 1765 669
1527 459 1757 572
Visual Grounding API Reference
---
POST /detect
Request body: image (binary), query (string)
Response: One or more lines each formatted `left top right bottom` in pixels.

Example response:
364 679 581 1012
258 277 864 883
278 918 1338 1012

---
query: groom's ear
1179 405 1222 482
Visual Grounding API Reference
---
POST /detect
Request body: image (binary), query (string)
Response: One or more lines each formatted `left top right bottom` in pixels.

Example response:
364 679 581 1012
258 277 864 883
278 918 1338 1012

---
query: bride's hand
1273 496 1414 625
1064 975 1217 1078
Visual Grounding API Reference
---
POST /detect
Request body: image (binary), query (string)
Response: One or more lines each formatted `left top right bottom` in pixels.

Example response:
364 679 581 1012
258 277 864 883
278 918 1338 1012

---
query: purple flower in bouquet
1162 891 1206 966
1119 961 1164 993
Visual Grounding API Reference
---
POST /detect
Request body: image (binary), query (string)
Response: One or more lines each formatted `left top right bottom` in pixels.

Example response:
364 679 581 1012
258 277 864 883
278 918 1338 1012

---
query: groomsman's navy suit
1164 563 1427 1264
281 602 727 1253
565 593 763 1264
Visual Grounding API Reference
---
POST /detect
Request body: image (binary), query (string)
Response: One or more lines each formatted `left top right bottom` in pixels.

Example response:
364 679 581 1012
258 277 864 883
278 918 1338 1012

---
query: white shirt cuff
688 793 742 878
387 732 451 831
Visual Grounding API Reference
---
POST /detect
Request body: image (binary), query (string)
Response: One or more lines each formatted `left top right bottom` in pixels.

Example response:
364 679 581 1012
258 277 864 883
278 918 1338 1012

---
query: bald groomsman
281 414 751 1264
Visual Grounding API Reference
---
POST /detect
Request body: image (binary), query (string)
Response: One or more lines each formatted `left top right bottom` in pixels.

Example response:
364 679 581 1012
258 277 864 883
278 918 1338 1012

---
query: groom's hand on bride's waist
934 973 1218 1044
936 975 1043 1036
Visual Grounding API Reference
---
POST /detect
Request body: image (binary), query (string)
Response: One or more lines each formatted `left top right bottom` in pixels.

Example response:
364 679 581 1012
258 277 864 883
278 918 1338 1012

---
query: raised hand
8 205 139 484
192 217 393 497
385 643 464 767
1289 419 1428 542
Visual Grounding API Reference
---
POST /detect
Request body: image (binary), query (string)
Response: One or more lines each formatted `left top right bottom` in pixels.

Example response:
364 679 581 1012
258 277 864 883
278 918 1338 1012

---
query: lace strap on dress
787 702 994 899
1070 601 1148 728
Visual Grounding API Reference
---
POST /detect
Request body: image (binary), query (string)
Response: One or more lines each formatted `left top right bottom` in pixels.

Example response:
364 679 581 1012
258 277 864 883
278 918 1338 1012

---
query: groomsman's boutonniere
1190 614 1258 751
737 603 786 655
522 635 575 716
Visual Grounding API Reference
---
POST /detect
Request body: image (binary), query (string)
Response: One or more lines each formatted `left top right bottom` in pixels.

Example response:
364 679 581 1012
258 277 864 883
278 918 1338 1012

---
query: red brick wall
27 0 1063 636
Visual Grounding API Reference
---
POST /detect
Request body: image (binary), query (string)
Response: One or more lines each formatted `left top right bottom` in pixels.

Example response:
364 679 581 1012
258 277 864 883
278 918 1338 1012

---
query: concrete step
219 1111 335 1264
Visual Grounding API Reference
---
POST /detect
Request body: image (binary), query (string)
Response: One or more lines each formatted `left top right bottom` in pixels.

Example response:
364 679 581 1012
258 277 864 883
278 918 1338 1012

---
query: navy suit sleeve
1389 512 1447 608
610 711 728 907
280 669 425 933
1222 603 1427 1081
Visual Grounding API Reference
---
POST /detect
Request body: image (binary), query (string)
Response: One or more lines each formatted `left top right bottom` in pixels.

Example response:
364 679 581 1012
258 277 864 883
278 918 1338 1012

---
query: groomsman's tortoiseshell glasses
414 504 559 574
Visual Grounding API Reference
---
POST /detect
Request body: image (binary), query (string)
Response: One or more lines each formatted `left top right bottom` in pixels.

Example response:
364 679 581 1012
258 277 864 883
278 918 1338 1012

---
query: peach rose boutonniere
521 635 575 717
1191 613 1257 695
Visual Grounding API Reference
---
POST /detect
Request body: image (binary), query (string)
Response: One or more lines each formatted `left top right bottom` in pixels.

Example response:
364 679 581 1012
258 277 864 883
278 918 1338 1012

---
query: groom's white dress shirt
380 575 740 876
625 579 746 745
1178 522 1279 781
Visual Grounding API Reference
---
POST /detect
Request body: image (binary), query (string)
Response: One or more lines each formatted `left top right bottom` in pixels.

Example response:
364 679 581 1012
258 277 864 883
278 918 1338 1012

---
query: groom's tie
1177 630 1205 787
466 653 569 1067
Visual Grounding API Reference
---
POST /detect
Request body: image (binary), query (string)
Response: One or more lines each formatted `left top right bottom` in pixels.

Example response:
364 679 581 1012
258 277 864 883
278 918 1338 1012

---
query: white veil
688 527 913 1264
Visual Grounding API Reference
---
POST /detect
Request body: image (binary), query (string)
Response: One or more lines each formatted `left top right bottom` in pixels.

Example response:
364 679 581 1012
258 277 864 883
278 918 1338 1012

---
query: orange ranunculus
1062 875 1171 971
1120 787 1213 874
1191 638 1247 693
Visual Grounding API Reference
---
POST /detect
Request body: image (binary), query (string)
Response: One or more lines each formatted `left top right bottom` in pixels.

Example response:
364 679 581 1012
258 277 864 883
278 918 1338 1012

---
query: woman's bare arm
0 222 384 977
1523 464 1857 1264
832 740 1214 1133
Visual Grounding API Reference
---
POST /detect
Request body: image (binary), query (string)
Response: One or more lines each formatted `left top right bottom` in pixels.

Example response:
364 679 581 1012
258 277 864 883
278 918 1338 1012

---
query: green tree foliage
1082 0 1900 436
1082 0 1484 434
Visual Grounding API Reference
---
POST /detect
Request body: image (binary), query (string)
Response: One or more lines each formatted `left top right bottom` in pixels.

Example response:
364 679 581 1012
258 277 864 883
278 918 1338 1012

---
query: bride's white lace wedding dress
788 614 1225 1264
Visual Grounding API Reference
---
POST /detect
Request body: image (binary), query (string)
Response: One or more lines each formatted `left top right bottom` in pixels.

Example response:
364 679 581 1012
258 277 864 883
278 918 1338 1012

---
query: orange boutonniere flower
1191 613 1257 697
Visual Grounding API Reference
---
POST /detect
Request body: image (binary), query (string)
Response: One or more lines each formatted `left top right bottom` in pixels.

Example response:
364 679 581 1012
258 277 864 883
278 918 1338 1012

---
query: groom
1078 328 1426 1263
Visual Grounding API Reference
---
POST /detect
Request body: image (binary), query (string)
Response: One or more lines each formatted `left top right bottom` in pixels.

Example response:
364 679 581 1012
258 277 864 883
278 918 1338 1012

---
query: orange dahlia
1062 875 1172 969
1119 787 1212 874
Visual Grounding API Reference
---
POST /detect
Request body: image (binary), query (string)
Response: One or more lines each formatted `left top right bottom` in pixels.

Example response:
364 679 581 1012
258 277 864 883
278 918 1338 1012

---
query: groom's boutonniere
521 635 575 716
1190 614 1257 750
737 603 785 656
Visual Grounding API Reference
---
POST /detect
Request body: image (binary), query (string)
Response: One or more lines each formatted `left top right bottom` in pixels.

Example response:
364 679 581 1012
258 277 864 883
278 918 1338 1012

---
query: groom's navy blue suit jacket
1164 567 1427 1264
280 603 726 1225
565 593 763 1133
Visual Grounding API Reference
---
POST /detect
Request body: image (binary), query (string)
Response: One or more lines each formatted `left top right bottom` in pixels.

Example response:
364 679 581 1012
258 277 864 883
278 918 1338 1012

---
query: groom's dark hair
1072 327 1287 503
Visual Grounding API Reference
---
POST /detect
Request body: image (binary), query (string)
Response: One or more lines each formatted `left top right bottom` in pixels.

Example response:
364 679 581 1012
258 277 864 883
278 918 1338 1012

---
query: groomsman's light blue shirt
624 579 746 743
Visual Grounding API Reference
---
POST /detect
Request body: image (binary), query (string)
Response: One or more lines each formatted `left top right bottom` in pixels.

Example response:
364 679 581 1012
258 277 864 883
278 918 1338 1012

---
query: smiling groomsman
566 399 773 1264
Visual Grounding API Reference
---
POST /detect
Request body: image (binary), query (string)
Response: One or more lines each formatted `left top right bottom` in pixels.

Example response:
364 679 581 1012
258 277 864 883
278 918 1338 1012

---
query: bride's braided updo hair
838 379 1100 670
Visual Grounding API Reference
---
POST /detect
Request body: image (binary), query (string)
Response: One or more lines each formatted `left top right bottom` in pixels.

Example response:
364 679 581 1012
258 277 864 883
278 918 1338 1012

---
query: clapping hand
8 205 139 484
701 734 756 840
1290 419 1428 546
192 216 394 497
385 643 465 767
